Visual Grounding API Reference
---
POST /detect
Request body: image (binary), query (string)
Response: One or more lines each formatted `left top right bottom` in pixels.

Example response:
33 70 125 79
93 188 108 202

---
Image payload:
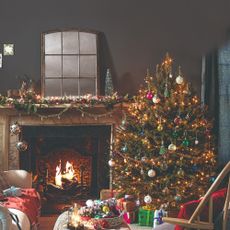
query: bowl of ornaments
78 198 123 229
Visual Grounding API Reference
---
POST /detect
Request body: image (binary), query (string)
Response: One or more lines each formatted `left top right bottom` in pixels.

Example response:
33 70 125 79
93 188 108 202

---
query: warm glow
55 160 76 187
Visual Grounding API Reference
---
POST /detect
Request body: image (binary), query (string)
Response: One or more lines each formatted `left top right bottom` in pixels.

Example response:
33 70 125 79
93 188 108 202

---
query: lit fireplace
55 160 77 188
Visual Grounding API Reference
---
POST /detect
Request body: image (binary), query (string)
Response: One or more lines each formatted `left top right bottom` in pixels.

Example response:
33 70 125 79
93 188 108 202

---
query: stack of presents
100 189 173 228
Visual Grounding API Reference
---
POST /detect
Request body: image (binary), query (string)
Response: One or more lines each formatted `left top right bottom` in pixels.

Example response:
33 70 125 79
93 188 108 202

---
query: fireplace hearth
19 125 110 214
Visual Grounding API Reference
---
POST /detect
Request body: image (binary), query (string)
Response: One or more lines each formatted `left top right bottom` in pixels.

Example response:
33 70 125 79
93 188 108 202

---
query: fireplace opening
19 125 111 214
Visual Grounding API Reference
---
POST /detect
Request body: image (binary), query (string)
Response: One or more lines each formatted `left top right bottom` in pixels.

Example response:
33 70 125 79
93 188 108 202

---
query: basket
82 213 124 229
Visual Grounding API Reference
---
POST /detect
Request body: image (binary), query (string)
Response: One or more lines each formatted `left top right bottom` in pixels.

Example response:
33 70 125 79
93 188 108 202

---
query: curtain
202 43 230 165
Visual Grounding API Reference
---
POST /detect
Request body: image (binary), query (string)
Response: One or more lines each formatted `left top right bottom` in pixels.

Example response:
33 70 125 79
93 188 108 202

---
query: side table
53 211 130 230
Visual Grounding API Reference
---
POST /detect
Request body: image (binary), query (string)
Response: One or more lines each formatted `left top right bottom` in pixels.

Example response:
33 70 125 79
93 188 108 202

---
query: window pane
79 78 96 95
63 56 79 77
79 32 97 54
63 79 78 96
80 56 97 77
63 32 79 54
45 32 62 54
45 79 62 96
45 56 62 77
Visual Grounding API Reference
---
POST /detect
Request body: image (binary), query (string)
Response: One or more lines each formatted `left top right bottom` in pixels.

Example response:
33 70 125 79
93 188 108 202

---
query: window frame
41 29 100 97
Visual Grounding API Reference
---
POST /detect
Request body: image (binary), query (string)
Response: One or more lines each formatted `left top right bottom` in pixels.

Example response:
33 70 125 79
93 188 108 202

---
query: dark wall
0 0 230 96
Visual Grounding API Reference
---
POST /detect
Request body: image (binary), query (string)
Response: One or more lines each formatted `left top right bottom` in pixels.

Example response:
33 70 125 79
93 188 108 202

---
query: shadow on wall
98 33 118 95
119 72 136 96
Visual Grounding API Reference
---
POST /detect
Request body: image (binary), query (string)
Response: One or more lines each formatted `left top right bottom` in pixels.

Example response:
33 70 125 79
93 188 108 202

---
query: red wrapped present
123 211 138 224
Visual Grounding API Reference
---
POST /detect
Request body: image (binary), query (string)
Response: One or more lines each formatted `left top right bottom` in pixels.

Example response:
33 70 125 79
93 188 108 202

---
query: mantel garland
0 92 131 120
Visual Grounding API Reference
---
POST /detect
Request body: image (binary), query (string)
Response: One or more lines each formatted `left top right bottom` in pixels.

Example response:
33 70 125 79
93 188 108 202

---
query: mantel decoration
0 88 131 120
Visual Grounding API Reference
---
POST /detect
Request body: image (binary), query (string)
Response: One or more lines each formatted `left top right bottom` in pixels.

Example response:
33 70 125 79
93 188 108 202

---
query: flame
55 160 76 187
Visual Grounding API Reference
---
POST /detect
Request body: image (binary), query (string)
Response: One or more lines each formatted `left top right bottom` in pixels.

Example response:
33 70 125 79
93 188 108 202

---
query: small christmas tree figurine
111 54 217 210
105 68 114 96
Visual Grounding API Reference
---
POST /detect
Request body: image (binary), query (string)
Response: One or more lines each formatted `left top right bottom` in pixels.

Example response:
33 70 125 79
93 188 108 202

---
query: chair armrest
3 170 32 188
0 205 12 230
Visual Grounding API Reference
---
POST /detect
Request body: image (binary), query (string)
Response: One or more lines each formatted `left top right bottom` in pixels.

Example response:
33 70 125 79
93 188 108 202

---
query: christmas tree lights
111 54 217 210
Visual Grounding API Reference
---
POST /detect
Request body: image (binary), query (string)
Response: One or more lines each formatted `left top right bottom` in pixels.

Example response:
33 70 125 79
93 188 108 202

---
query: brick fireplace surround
0 105 124 173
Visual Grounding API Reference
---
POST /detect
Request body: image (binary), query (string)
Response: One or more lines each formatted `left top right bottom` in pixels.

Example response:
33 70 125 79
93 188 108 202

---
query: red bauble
146 91 153 100
174 116 182 125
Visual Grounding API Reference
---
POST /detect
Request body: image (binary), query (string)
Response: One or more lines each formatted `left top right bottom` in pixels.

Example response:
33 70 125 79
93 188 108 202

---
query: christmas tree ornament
182 138 190 147
177 168 185 177
152 94 160 104
174 194 182 201
174 116 182 125
121 145 128 152
105 68 114 96
10 122 21 135
140 130 145 136
16 140 28 152
176 67 184 85
146 91 153 100
108 159 115 167
86 199 94 207
172 130 179 138
144 194 152 204
140 168 144 175
176 75 184 85
148 169 156 177
164 86 170 98
141 156 148 163
157 124 163 131
159 142 167 155
195 138 199 145
168 143 177 151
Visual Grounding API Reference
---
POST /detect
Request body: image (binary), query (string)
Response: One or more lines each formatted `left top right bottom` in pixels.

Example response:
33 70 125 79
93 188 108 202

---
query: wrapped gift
100 189 120 200
123 201 136 212
138 207 154 226
123 210 138 224
153 209 167 228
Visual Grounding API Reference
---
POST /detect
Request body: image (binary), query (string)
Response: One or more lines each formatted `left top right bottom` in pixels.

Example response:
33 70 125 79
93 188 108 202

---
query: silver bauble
168 143 177 151
148 169 156 177
144 194 152 204
10 122 21 135
108 159 115 167
16 141 28 151
176 75 184 84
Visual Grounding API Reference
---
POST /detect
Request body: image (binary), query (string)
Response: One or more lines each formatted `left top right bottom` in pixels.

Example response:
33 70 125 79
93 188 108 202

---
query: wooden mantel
0 104 125 171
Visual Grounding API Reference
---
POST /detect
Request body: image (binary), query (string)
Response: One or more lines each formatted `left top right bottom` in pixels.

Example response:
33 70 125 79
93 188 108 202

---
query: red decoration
146 92 153 100
174 116 182 125
175 188 227 230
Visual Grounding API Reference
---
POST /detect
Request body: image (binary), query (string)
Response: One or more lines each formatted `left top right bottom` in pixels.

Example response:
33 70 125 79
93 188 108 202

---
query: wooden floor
39 216 58 230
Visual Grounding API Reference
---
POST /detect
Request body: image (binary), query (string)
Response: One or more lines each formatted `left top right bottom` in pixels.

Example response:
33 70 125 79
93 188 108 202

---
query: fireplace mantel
0 104 125 170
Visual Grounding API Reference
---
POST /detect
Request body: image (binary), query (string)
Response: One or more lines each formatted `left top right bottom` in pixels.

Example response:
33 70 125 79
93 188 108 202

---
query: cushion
0 172 10 192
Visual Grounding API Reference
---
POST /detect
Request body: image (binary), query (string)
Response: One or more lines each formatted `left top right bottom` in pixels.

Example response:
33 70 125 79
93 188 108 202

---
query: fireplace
0 105 124 214
19 125 111 214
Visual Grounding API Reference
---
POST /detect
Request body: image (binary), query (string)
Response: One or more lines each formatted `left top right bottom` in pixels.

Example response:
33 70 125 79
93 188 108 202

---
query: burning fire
55 160 76 187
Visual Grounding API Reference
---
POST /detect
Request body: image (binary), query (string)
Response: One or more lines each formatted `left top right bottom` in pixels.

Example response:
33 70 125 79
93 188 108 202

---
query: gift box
123 211 138 224
138 207 154 226
117 198 137 212
153 209 167 228
100 189 119 200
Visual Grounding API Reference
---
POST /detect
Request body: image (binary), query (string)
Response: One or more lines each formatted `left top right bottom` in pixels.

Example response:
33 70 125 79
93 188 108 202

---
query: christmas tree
111 54 216 210
105 68 114 96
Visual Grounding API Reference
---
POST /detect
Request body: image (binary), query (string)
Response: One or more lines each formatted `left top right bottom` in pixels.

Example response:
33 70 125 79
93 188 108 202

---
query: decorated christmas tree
111 54 217 210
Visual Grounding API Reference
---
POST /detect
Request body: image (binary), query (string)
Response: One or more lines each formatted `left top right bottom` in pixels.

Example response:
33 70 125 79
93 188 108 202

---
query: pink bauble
146 91 153 100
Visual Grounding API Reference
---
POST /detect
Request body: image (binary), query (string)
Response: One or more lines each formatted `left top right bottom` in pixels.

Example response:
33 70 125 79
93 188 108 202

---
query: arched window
41 29 99 97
